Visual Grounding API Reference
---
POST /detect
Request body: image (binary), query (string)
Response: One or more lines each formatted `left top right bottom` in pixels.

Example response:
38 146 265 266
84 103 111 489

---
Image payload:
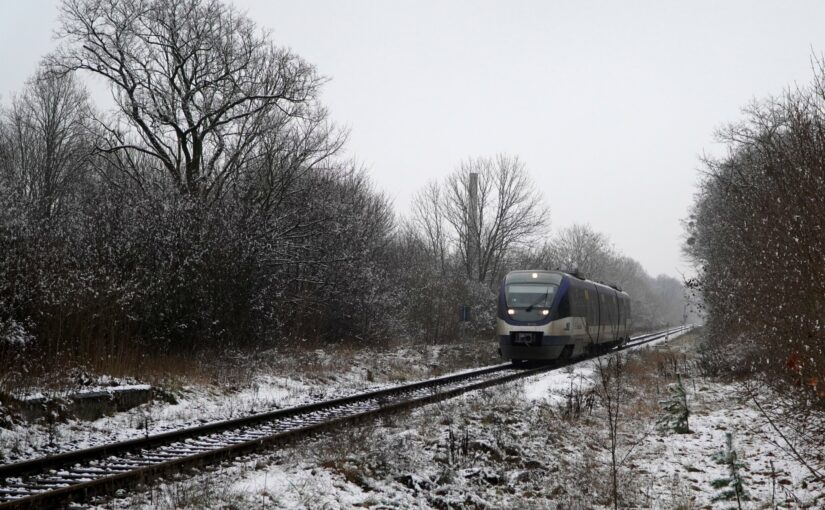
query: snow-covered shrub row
0 0 691 391
0 0 399 387
685 61 825 408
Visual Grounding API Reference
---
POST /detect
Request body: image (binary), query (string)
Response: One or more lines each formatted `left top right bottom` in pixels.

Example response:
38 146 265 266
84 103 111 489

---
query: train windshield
505 284 558 308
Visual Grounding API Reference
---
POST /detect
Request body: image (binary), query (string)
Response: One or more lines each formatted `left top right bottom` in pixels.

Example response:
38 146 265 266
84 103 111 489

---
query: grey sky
3 1 825 278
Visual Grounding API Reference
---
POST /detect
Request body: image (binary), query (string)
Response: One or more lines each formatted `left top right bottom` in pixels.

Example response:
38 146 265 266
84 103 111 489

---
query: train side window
603 293 611 325
568 289 577 317
587 290 597 325
606 294 611 325
571 288 585 317
617 296 623 323
607 294 613 321
621 297 627 323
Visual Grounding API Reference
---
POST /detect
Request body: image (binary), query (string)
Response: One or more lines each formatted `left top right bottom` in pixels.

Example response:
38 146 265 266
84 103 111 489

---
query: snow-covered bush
0 319 33 347
685 60 825 409
0 319 34 393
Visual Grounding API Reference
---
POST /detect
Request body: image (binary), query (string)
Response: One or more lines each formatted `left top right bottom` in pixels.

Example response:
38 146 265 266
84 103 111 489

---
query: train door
619 295 629 339
583 285 598 344
610 292 619 342
625 296 632 337
594 289 602 344
617 295 625 340
598 290 610 344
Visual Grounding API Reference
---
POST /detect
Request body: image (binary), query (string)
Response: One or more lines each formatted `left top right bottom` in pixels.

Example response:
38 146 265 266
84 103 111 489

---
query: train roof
504 269 628 295
504 270 564 285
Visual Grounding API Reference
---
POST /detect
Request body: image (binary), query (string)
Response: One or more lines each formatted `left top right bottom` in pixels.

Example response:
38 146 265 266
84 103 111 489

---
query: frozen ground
109 331 824 509
0 340 499 463
4 332 823 508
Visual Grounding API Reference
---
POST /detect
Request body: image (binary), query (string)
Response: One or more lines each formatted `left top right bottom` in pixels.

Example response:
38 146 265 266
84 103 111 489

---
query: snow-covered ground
107 331 824 509
3 332 823 508
0 340 499 463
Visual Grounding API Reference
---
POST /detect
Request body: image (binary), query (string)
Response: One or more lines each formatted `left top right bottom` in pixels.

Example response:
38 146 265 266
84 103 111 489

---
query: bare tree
543 223 614 280
50 0 343 201
411 181 450 276
443 154 548 286
0 68 93 218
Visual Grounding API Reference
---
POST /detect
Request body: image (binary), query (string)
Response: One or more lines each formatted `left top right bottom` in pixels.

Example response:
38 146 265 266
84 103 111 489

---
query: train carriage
497 270 631 362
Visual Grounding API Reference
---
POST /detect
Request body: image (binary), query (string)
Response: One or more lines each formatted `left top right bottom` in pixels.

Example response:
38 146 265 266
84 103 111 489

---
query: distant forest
0 0 688 385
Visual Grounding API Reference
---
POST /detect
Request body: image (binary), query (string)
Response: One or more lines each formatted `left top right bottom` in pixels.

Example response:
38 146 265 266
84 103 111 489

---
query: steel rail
0 363 514 480
0 325 692 509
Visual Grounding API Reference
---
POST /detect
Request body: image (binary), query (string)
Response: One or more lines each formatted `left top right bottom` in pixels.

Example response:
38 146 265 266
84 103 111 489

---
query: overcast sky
3 1 825 278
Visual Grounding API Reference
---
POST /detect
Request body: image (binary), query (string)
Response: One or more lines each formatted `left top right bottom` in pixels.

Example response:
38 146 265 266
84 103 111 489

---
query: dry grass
1 344 267 398
2 333 501 400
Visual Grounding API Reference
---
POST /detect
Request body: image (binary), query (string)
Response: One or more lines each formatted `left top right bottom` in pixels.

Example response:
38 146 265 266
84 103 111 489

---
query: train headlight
542 309 550 316
507 308 516 316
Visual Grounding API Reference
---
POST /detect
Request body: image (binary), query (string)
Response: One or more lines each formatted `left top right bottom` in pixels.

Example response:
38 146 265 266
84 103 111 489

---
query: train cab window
504 283 558 308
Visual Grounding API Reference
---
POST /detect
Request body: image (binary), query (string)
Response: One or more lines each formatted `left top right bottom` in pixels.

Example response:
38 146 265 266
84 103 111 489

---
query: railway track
0 324 692 509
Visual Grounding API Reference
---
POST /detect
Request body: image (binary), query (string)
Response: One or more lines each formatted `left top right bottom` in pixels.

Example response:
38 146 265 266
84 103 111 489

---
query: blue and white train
497 270 631 362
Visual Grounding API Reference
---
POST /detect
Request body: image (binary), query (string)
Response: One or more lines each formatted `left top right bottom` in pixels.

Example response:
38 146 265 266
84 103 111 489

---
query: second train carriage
497 270 631 362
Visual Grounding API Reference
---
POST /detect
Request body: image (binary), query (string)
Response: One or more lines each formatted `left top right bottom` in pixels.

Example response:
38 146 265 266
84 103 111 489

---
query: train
497 270 631 363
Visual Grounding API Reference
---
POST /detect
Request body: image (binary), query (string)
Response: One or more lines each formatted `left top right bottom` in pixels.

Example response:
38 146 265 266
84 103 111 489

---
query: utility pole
468 172 479 282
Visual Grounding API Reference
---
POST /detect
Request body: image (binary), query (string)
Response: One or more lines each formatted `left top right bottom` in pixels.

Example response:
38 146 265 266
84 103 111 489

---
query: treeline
401 158 689 341
0 0 687 383
685 61 825 408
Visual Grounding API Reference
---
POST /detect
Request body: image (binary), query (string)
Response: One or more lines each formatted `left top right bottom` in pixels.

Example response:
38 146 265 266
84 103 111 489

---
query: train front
497 270 568 361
